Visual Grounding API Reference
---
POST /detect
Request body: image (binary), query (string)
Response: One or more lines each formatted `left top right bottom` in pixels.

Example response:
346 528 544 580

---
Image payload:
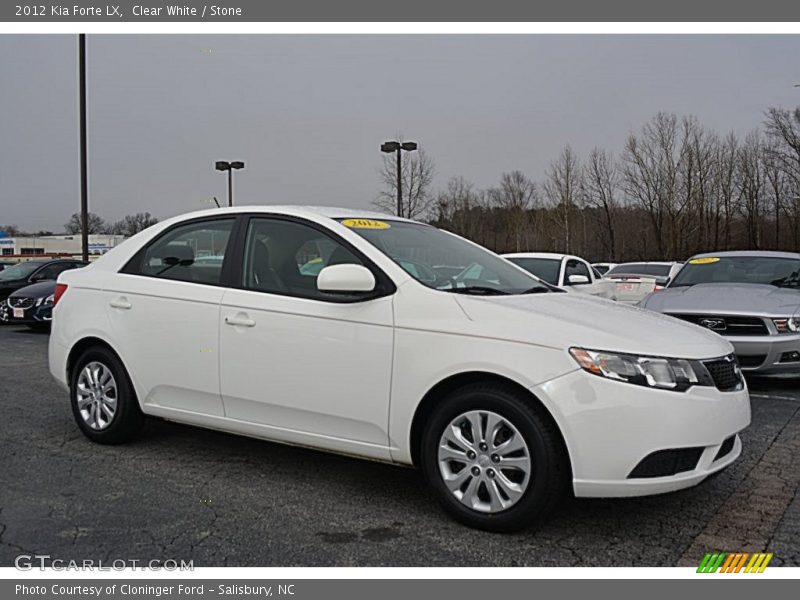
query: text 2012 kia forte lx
49 206 750 531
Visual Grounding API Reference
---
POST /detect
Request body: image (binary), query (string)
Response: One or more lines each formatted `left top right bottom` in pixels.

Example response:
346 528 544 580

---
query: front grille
738 354 767 368
628 447 704 479
667 314 768 336
7 297 34 309
714 436 736 462
703 356 743 391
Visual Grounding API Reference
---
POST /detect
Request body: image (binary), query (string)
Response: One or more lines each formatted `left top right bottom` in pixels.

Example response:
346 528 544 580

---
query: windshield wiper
520 286 554 294
771 272 800 288
445 286 510 296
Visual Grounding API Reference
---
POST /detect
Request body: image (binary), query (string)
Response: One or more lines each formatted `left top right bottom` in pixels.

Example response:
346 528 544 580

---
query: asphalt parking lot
0 324 798 567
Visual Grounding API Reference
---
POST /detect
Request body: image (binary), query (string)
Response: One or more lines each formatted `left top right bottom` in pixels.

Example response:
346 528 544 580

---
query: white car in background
50 207 749 532
604 261 684 305
503 252 618 300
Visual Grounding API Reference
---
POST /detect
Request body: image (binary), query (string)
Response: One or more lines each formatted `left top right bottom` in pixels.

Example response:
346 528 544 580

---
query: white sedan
49 206 750 532
503 252 618 300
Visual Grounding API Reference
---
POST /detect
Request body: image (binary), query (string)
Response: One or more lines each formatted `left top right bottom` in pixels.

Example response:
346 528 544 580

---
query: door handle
109 297 132 310
225 315 256 328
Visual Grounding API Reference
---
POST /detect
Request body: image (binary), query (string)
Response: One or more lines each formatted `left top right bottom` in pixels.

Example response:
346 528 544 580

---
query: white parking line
750 393 800 402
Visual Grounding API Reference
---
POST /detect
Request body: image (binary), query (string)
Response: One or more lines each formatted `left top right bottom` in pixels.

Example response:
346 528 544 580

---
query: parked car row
503 253 618 300
0 259 87 329
505 248 800 377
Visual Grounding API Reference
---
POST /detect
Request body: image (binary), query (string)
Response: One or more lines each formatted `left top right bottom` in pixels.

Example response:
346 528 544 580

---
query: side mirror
30 273 46 282
317 264 376 294
567 274 590 285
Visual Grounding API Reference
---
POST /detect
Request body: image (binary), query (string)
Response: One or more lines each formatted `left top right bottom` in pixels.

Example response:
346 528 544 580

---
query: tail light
53 283 68 306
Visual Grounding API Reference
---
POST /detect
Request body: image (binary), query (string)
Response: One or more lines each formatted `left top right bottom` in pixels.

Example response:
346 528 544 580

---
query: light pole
215 161 245 207
380 140 418 217
78 34 89 262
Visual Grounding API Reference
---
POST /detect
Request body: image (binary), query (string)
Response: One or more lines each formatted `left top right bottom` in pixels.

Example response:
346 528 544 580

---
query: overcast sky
2 34 800 232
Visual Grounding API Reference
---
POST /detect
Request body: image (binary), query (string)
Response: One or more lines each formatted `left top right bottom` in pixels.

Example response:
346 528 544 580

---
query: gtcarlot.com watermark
15 554 194 571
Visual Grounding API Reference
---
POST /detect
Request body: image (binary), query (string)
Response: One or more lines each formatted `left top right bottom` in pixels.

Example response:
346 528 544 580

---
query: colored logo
697 552 773 573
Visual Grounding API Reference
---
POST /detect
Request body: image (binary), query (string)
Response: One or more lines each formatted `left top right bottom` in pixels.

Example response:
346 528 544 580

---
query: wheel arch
66 337 136 400
408 371 572 477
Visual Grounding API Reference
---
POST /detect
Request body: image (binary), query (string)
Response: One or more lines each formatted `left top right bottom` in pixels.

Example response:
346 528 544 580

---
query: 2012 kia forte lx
49 206 751 531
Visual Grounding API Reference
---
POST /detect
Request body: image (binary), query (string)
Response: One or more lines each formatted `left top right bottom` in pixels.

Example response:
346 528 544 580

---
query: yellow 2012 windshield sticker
689 257 720 265
342 219 391 230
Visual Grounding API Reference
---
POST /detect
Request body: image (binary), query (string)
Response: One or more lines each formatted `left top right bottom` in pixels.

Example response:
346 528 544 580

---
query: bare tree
64 212 106 235
489 171 537 252
583 148 619 259
543 145 582 254
622 115 669 257
763 141 788 247
374 149 436 219
433 177 485 241
737 132 765 248
109 212 159 236
764 107 800 188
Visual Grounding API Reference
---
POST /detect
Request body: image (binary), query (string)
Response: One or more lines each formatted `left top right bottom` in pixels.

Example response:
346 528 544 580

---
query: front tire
70 346 144 444
421 382 569 532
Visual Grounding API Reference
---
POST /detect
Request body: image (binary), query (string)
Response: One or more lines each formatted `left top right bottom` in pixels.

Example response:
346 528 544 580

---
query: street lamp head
230 161 245 170
381 141 401 153
401 142 418 151
215 161 231 171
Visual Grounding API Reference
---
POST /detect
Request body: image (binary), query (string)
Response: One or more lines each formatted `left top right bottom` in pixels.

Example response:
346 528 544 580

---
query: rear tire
420 382 569 532
70 346 144 444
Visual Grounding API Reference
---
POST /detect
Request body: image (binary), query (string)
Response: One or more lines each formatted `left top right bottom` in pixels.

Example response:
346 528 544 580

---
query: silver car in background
640 251 800 376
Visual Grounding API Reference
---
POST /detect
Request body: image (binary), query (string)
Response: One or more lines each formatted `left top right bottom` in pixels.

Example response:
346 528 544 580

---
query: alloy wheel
437 410 531 513
76 361 118 430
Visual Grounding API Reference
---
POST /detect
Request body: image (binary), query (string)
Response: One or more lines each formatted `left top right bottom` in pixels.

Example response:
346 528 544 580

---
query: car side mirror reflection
317 264 376 295
568 274 590 285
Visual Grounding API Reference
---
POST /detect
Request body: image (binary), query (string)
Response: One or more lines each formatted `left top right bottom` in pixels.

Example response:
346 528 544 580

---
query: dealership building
0 232 126 260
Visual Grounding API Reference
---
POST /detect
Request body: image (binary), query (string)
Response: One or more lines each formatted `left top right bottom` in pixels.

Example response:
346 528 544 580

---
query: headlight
36 294 55 307
569 348 707 392
773 317 799 333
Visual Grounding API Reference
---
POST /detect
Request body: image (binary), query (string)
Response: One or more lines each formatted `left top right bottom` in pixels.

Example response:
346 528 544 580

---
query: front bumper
531 369 750 498
727 333 800 376
0 301 52 326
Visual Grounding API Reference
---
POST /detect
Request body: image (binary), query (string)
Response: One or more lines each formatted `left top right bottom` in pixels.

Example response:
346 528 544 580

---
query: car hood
9 280 56 298
642 283 800 317
454 292 731 359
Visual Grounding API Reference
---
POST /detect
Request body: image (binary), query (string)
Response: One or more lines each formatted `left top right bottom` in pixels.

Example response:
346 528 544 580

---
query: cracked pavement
0 325 798 567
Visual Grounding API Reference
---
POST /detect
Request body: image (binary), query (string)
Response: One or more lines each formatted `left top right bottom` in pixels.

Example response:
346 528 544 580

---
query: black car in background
3 281 61 330
0 259 88 328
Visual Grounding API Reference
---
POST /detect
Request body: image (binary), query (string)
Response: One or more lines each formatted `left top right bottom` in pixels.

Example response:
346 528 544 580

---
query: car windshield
338 219 550 295
669 256 800 289
606 263 672 278
504 257 561 286
0 261 41 281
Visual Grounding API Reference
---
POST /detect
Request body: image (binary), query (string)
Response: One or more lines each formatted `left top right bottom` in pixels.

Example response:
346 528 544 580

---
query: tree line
381 106 800 262
0 212 159 238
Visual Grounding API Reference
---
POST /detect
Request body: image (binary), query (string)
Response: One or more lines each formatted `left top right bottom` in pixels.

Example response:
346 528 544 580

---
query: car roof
502 252 569 260
688 250 800 260
161 205 417 224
